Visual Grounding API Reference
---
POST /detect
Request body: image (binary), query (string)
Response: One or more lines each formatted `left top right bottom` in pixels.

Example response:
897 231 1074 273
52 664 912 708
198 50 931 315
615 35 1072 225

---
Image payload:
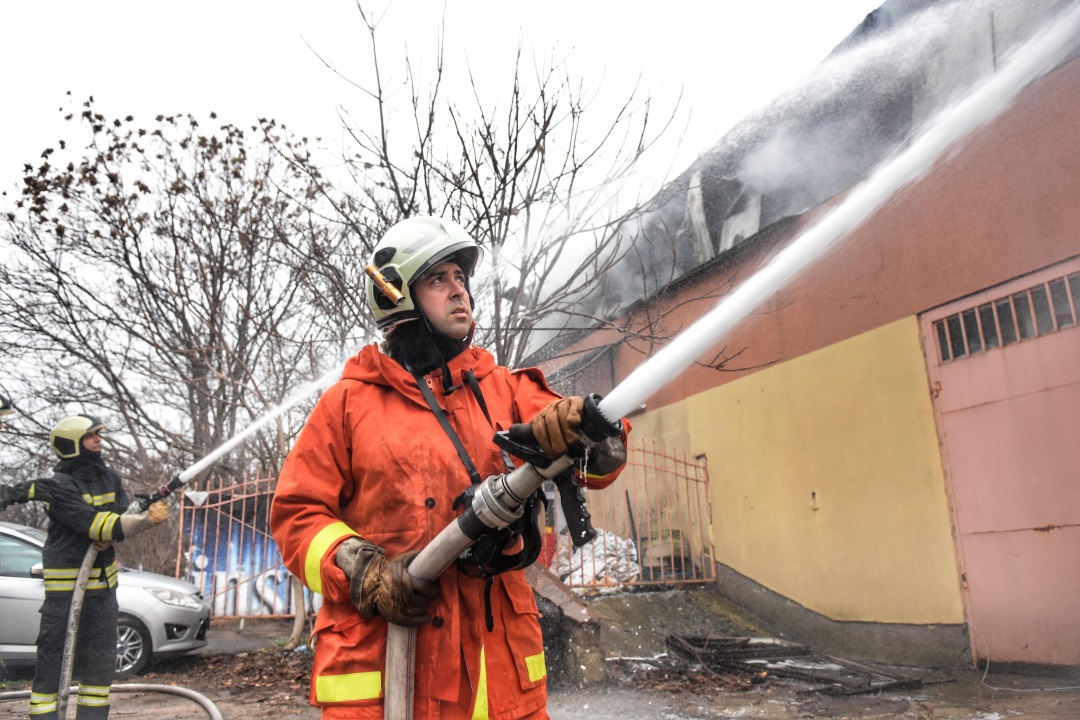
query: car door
0 531 46 649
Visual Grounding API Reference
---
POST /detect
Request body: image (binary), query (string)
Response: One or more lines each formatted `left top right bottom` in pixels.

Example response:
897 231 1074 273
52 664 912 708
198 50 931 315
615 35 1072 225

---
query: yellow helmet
50 414 108 459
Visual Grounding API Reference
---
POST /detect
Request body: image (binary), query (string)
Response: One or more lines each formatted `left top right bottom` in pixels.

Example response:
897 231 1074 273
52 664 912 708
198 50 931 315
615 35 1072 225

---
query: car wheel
115 615 151 679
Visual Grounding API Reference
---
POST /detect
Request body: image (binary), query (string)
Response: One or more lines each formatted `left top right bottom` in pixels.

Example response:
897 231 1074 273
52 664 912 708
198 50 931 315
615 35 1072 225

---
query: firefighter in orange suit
271 216 629 720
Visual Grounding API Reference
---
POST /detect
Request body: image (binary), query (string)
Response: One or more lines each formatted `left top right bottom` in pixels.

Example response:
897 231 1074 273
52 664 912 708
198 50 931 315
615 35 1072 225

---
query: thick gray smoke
548 0 1073 346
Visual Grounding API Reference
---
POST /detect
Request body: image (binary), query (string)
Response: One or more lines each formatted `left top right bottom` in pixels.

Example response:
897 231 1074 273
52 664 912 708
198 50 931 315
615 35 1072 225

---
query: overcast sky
0 0 883 195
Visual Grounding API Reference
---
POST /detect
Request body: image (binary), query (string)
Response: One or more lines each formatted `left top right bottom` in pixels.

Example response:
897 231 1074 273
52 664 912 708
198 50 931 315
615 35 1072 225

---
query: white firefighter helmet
365 216 483 331
50 414 108 459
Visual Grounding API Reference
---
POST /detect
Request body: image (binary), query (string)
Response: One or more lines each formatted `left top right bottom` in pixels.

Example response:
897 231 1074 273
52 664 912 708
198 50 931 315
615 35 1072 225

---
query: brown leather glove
148 500 169 524
531 396 585 459
119 500 170 538
336 539 440 627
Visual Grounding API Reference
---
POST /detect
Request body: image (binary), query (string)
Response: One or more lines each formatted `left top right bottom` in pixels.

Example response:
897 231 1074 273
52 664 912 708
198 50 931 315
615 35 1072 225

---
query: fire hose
383 393 623 720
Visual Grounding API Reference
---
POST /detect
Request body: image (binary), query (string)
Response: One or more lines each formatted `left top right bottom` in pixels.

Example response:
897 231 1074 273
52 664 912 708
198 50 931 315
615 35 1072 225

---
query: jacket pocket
499 574 547 690
311 605 387 708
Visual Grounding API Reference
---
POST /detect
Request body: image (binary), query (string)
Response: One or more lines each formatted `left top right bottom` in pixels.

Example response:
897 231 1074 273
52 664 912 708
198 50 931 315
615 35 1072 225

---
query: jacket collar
341 341 498 409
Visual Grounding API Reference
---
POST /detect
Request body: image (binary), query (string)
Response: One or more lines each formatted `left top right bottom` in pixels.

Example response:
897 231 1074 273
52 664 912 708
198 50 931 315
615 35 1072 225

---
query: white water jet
176 357 350 483
599 0 1080 423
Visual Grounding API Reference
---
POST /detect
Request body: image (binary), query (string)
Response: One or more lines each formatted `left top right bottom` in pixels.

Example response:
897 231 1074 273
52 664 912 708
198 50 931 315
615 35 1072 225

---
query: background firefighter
27 415 168 720
270 216 630 720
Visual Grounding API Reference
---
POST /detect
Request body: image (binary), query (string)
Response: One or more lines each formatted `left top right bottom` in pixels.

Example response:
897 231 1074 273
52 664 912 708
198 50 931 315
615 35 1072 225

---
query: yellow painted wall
639 316 964 624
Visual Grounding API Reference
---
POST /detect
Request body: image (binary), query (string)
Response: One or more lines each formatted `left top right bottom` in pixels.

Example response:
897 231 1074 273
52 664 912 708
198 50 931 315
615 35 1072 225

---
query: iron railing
176 440 714 618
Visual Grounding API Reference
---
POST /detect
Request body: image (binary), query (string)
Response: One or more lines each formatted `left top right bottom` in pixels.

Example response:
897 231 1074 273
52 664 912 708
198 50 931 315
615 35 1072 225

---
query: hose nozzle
365 264 405 306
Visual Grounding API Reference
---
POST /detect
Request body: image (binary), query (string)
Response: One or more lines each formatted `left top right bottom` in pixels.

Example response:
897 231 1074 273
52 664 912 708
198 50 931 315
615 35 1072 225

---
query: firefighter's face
413 261 473 339
82 432 103 453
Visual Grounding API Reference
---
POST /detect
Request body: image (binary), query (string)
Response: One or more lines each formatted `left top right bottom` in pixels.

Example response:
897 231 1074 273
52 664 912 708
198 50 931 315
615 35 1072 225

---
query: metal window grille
933 271 1080 363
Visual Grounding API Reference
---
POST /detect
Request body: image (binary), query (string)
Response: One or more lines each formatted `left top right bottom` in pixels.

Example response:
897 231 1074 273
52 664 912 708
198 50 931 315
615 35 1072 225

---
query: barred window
934 271 1079 363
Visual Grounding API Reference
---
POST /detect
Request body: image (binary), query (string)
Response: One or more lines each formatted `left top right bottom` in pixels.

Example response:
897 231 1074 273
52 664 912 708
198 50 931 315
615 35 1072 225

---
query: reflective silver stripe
303 521 357 595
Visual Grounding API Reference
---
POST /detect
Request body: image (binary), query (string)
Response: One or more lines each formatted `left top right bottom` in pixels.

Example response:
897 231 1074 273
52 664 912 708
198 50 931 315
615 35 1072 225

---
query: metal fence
175 440 714 618
544 437 715 591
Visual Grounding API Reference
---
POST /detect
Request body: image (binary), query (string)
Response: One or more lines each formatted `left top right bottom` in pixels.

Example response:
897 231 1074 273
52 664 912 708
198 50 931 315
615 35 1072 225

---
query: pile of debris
609 635 927 698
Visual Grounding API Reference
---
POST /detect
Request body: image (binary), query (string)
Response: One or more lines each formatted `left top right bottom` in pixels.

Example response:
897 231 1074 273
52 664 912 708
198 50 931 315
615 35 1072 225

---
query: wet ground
2 589 1079 718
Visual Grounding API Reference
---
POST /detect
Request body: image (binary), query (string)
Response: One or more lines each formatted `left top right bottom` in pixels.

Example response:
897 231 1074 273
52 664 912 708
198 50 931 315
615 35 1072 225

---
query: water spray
126 358 350 517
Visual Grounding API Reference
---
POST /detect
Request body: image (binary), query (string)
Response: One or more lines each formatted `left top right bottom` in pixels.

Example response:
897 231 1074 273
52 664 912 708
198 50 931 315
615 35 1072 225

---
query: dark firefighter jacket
41 455 130 594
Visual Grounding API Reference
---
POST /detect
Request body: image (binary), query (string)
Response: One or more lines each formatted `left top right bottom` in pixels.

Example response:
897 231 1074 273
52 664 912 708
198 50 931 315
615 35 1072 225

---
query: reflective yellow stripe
89 511 116 541
304 521 357 595
314 671 382 703
471 646 489 720
101 512 119 540
76 684 110 707
81 492 116 505
44 562 119 592
29 692 58 715
525 651 547 682
86 511 121 541
27 482 37 500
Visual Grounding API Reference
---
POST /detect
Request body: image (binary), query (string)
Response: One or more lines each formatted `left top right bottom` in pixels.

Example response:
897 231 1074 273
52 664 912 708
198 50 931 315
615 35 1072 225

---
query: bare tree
0 97 339 491
271 4 684 373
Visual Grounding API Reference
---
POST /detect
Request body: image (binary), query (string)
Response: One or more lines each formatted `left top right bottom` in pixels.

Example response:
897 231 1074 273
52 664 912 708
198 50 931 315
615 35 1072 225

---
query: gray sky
0 0 883 193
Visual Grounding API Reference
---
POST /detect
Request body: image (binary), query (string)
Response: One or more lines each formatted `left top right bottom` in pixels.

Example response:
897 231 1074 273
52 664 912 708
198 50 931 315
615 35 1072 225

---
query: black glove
0 484 18 511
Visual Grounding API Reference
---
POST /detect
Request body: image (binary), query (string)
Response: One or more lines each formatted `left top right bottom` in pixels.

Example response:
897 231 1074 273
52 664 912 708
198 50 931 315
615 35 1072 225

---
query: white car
0 520 211 678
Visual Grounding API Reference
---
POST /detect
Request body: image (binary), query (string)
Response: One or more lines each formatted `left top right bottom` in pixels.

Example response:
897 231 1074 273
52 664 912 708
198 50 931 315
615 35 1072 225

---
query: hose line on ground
0 684 224 720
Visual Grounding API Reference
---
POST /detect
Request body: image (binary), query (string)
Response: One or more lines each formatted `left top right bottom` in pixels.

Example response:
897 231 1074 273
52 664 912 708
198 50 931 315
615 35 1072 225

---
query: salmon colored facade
539 55 1080 666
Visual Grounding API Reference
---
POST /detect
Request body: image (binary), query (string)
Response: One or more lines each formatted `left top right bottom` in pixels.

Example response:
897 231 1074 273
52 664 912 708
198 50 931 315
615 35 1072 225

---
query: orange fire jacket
270 342 627 720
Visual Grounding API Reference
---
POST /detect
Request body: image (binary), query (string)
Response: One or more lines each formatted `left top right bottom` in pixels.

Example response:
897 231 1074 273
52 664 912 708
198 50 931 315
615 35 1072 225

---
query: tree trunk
284 575 308 650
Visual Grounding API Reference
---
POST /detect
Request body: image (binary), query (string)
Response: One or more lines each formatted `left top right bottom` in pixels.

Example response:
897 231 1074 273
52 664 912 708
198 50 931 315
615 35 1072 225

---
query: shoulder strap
413 371 483 485
464 370 515 473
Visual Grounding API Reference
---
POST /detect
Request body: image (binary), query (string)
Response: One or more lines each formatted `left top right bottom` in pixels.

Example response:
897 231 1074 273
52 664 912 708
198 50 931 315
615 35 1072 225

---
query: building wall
541 53 1080 658
633 317 964 624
